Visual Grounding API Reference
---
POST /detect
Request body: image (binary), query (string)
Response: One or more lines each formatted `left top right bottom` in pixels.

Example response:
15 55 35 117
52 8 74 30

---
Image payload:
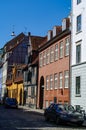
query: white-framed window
45 101 49 108
76 14 81 32
55 44 58 60
59 72 63 88
76 76 80 95
59 41 63 58
43 51 46 66
50 46 54 62
50 75 53 89
65 38 70 56
64 71 69 88
39 53 43 67
46 49 50 64
76 43 81 64
46 76 49 90
54 73 58 89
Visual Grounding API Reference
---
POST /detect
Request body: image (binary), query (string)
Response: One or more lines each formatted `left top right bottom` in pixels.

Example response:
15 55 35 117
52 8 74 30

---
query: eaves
38 29 71 52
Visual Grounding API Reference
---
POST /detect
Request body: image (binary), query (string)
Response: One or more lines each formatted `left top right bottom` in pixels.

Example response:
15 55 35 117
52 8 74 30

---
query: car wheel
56 117 60 125
77 122 83 126
45 114 49 121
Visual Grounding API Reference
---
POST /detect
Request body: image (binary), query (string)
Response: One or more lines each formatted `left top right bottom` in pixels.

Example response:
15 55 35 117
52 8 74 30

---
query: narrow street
0 105 86 130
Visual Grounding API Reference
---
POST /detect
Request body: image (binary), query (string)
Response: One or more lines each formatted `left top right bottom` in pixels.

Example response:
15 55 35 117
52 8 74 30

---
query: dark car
4 97 18 108
0 97 3 104
44 103 84 126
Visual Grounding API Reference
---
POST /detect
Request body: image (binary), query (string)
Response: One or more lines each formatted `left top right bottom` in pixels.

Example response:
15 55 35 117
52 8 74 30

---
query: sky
0 0 71 48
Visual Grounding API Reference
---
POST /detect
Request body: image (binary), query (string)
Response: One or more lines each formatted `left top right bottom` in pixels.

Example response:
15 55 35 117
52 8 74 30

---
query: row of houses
0 0 86 111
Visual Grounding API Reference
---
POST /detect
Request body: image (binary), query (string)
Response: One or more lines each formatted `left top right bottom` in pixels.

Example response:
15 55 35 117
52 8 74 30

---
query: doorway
39 76 44 109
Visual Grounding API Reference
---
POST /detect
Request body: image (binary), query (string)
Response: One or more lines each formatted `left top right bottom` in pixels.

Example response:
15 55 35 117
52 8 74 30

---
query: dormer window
62 19 66 31
47 30 52 41
53 26 57 37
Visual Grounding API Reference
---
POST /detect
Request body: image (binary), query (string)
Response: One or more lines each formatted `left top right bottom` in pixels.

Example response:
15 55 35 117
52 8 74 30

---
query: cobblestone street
0 105 86 130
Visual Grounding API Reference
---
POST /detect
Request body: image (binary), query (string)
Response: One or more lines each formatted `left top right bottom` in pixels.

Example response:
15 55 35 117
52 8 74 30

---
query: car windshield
58 104 65 111
64 104 75 112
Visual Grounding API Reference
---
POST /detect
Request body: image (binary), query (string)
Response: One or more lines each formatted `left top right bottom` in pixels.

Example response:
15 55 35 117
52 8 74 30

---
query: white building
71 0 86 111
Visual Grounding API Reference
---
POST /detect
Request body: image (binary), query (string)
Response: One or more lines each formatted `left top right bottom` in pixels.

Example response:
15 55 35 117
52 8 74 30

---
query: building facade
71 0 86 111
37 18 71 109
23 34 46 108
2 33 28 99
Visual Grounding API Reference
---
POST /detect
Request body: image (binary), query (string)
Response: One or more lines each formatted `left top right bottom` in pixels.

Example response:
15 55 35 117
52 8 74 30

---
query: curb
18 105 44 116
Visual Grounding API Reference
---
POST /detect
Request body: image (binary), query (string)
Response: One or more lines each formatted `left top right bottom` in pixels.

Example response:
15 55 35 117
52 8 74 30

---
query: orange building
37 18 71 109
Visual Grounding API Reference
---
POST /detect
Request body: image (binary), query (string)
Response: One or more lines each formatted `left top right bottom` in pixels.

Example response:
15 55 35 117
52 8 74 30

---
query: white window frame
65 38 69 56
59 41 63 58
59 72 63 88
55 44 58 60
54 73 58 89
64 71 69 88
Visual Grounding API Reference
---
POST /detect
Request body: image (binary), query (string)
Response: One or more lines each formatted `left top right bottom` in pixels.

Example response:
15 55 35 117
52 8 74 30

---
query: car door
50 104 57 121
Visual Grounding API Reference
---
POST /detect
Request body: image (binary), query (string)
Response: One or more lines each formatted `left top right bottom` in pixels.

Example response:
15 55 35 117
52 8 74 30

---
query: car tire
77 122 83 126
56 117 60 125
45 115 49 121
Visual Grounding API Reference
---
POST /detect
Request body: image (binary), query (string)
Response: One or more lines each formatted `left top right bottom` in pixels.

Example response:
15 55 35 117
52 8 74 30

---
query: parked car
4 97 18 108
44 103 84 126
0 97 3 104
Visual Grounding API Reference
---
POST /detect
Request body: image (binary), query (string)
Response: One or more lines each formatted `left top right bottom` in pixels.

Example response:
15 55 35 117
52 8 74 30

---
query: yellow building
6 64 26 105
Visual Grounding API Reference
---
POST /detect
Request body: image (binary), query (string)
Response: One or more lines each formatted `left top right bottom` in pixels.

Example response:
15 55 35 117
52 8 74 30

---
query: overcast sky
0 0 71 48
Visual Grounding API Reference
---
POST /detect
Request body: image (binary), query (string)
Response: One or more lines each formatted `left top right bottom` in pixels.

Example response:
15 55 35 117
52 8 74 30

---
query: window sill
76 30 82 35
75 94 81 97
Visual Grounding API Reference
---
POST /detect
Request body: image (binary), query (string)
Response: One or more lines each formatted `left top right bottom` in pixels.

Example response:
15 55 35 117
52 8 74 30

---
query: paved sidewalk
18 105 44 115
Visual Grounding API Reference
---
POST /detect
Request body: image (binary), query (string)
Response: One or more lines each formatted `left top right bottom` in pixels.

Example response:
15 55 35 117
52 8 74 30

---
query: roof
38 29 71 52
30 36 47 51
4 32 25 52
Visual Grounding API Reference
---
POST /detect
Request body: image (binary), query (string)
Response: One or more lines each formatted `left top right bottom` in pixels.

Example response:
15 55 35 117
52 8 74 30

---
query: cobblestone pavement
0 105 86 130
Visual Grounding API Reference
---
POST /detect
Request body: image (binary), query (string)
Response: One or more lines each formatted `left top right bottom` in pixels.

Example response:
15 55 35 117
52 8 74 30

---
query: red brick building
37 18 71 109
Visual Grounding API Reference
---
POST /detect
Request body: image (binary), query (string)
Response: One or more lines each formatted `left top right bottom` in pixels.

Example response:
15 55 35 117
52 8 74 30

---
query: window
77 15 81 32
65 38 70 56
39 53 43 67
45 101 49 108
77 0 81 4
76 76 80 95
46 49 50 64
43 51 46 66
54 73 58 89
46 76 49 90
76 44 81 63
59 41 63 58
50 47 54 62
64 71 69 88
55 44 58 60
59 72 63 88
50 75 53 89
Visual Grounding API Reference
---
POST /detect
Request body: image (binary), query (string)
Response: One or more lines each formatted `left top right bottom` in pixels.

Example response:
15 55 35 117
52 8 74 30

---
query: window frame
59 72 63 88
76 14 81 32
65 37 70 56
59 41 63 58
55 44 58 61
54 73 58 89
76 76 81 95
77 0 81 4
76 43 81 64
64 70 69 88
